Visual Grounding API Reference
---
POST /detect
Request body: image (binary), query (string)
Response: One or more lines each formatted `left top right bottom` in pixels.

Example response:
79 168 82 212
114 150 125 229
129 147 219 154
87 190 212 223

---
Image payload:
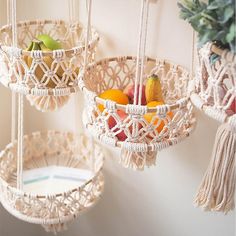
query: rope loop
122 142 148 152
155 104 170 114
104 100 116 111
126 104 147 115
176 98 187 109
30 50 43 59
53 49 66 59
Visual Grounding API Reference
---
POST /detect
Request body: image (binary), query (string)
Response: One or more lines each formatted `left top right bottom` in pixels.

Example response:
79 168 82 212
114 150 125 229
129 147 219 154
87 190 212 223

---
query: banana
25 40 54 87
145 74 164 103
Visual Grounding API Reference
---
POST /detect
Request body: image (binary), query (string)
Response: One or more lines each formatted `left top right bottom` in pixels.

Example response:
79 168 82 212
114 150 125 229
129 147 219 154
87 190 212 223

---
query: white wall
0 0 235 236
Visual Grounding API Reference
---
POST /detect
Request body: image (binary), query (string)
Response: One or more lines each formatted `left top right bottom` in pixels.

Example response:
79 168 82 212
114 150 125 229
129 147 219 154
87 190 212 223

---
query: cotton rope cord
138 0 150 106
83 0 92 73
85 0 96 173
17 94 23 190
7 0 17 143
10 0 24 190
133 0 146 106
68 0 76 23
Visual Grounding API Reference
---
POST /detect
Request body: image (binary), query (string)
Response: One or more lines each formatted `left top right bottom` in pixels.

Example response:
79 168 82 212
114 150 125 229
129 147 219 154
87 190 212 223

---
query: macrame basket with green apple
80 0 196 171
0 0 105 233
179 0 236 213
0 19 99 112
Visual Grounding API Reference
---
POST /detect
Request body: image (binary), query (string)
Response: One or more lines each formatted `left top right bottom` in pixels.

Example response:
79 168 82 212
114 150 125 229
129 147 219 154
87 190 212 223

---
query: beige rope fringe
190 42 236 213
194 123 235 213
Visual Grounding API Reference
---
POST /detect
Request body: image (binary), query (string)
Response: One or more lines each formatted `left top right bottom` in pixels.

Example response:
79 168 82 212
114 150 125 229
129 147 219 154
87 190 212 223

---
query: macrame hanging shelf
0 0 99 112
189 42 236 213
0 0 105 233
79 0 197 171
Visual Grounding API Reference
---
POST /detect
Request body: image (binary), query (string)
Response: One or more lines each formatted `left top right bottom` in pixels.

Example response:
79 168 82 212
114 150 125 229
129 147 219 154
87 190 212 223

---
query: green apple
37 34 62 50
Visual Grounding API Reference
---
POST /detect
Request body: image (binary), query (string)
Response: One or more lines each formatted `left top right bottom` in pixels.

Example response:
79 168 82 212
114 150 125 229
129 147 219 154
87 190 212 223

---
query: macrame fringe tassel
42 222 68 234
120 149 157 171
26 95 70 112
194 123 236 213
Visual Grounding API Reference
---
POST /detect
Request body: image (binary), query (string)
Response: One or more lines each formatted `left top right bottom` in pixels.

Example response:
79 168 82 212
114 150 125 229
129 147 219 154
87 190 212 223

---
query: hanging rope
68 0 76 23
10 0 24 190
7 0 17 143
138 0 149 106
17 94 24 190
84 0 92 72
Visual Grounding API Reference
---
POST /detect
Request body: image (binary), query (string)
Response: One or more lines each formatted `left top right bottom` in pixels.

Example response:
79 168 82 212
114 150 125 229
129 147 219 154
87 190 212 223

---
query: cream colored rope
7 0 17 143
84 0 92 72
134 0 150 106
10 0 24 190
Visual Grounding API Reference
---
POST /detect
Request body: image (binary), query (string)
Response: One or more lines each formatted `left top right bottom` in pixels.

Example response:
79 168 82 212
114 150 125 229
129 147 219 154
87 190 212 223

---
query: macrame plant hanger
189 32 236 213
0 0 104 233
80 0 196 171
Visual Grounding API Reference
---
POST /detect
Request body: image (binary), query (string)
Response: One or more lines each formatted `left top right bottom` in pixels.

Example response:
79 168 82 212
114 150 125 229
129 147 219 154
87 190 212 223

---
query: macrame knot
205 106 227 123
201 42 212 58
100 134 116 146
30 50 43 59
228 115 236 132
126 104 147 115
72 46 83 55
10 47 21 58
104 100 116 111
177 98 187 109
77 76 85 90
122 142 148 152
155 104 170 114
53 49 65 59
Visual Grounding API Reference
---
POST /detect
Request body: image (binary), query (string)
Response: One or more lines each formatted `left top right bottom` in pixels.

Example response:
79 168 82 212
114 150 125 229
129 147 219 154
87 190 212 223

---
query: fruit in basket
145 74 164 103
37 34 62 50
123 84 146 105
144 101 173 133
229 98 236 114
108 110 128 141
25 40 54 86
98 89 129 112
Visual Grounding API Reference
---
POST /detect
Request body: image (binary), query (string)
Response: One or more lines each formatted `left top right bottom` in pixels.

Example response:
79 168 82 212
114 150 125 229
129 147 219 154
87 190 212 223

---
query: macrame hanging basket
189 42 236 213
80 56 196 170
0 19 99 112
0 130 104 233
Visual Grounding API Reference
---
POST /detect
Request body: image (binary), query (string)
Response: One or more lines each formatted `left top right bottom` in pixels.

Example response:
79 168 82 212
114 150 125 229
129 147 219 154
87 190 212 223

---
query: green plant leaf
226 23 236 43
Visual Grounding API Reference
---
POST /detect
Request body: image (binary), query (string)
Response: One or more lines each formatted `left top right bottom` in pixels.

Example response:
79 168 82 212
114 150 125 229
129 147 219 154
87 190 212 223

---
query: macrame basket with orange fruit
79 0 196 171
189 42 236 213
0 19 99 112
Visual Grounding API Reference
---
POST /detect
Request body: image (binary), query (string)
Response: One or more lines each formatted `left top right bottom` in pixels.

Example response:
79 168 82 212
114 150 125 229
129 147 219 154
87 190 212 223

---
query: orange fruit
144 101 173 133
98 89 129 112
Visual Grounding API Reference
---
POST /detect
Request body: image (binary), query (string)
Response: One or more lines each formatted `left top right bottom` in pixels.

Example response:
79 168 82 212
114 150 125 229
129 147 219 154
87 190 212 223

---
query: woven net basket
0 130 104 233
0 19 99 112
190 43 236 127
80 56 196 170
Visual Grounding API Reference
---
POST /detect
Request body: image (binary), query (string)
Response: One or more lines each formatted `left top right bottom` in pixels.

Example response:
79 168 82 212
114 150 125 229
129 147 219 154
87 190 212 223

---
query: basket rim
0 130 104 200
0 173 104 225
190 91 236 129
0 19 100 58
201 42 236 62
79 56 191 113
